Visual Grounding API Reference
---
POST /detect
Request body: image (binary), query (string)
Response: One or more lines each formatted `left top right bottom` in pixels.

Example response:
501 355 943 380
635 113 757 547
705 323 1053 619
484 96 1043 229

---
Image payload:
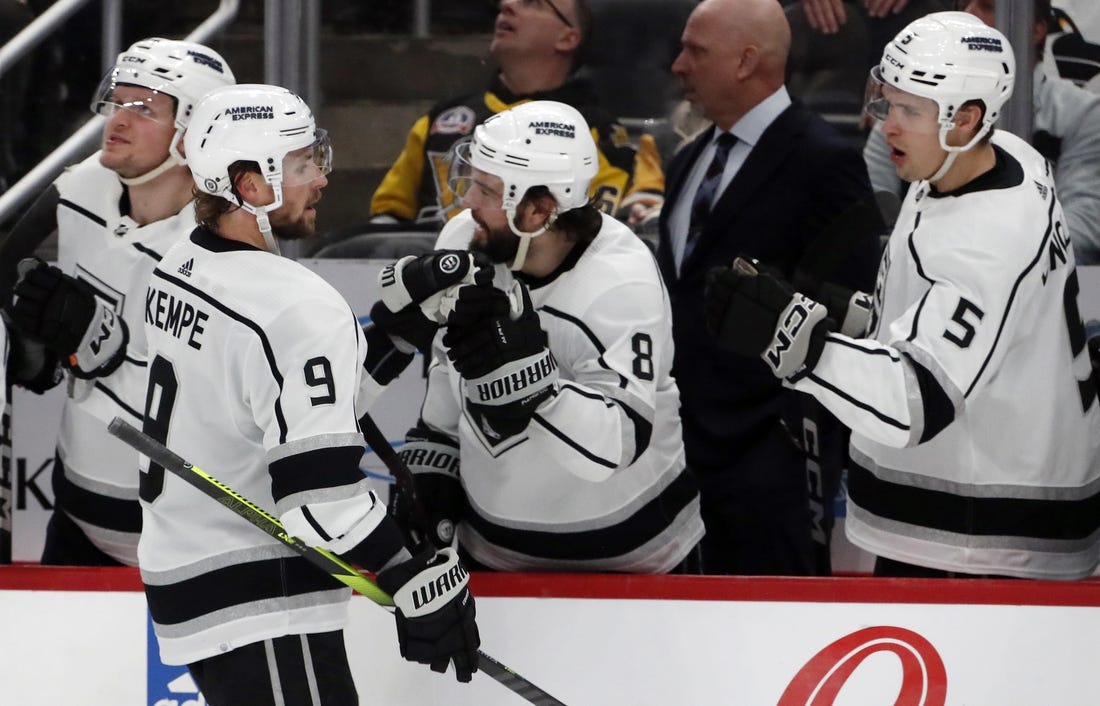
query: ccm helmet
449 100 598 269
92 37 236 183
185 84 332 254
870 11 1014 157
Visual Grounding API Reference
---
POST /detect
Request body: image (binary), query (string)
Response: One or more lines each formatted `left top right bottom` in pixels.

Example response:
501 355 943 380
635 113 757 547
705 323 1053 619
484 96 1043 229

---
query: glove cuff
382 548 470 618
764 295 832 379
69 309 128 379
462 349 558 408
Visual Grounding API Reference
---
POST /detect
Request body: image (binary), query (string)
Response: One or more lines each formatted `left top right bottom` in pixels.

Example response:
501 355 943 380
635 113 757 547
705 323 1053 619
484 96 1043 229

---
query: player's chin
98 151 127 172
273 218 317 241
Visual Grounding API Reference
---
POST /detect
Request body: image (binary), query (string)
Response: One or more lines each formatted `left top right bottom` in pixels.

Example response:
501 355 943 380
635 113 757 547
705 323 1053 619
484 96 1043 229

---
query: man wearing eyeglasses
0 38 235 566
369 0 665 227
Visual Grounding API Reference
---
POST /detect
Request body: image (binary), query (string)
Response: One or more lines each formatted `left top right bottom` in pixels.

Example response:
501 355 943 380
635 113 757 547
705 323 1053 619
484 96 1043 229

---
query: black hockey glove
375 250 494 348
2 312 63 393
443 282 557 442
792 270 873 338
704 257 834 379
362 323 416 387
376 548 480 683
9 258 128 379
388 425 465 550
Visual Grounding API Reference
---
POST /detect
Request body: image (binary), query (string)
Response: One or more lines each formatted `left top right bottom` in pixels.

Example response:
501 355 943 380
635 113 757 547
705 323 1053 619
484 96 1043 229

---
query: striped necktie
685 132 737 261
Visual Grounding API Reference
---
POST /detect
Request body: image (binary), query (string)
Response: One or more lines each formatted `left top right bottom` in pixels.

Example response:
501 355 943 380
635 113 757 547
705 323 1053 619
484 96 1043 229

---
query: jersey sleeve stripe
301 506 333 542
804 370 910 432
269 445 367 501
93 380 142 418
531 413 619 469
153 268 289 443
540 305 629 389
613 397 652 465
557 381 615 405
555 383 653 466
827 335 903 359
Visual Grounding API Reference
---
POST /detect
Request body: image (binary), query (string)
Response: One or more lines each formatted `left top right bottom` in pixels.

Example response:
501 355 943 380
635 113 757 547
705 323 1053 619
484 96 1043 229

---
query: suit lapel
657 129 713 281
681 105 809 273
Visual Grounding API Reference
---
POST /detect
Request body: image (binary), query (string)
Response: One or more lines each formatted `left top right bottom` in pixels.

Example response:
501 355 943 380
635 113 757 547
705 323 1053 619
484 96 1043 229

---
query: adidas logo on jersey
153 670 206 706
177 259 194 277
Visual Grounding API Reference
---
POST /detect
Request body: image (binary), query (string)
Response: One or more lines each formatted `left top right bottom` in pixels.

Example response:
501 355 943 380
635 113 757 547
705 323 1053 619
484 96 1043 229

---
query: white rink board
3 578 1100 705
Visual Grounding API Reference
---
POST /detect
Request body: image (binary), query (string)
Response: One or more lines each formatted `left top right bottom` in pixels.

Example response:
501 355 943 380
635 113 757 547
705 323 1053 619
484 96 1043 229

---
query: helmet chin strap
928 122 990 185
238 182 283 256
118 128 188 187
927 150 960 184
255 207 281 256
118 152 181 186
506 209 554 271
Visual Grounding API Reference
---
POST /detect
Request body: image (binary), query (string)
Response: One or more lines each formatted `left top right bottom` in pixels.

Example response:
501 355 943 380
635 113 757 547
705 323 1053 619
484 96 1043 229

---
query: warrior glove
443 281 556 441
365 250 494 384
376 548 480 683
9 258 128 379
373 250 493 353
388 425 464 551
704 257 834 379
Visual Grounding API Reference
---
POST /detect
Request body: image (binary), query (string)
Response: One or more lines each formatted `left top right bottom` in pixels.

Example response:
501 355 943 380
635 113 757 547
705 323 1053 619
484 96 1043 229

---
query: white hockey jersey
427 211 704 572
794 131 1100 579
52 153 196 565
140 228 398 665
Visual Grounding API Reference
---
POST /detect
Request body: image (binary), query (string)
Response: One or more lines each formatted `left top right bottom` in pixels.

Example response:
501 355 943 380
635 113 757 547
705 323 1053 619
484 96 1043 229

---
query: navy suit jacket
657 100 879 474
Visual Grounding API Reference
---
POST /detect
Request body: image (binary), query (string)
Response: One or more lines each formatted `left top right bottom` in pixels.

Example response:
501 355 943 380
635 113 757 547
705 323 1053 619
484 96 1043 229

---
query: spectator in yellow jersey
370 0 664 227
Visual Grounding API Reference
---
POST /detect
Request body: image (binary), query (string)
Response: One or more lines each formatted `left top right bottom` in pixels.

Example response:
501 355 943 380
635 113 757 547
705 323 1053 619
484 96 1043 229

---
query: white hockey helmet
869 12 1014 154
448 100 598 269
185 84 332 253
92 38 236 181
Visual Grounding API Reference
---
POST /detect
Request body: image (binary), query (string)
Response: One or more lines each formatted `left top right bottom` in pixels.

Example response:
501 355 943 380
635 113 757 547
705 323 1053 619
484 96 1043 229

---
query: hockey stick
107 417 569 706
357 411 435 529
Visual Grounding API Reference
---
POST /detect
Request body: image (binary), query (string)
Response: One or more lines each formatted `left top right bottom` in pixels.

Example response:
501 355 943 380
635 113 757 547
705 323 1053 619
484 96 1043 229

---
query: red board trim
4 564 1100 606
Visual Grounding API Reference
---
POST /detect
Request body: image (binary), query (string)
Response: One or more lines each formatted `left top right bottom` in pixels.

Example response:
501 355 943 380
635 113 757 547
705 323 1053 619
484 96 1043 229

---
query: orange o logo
778 626 947 706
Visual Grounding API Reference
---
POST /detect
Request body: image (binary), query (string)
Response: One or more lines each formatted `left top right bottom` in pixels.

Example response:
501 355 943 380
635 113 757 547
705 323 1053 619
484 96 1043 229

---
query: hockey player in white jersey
389 100 704 572
2 38 235 566
140 83 479 703
704 12 1100 579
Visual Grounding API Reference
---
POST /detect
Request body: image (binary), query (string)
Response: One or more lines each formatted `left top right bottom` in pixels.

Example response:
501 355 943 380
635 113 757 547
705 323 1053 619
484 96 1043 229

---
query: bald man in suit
658 0 880 575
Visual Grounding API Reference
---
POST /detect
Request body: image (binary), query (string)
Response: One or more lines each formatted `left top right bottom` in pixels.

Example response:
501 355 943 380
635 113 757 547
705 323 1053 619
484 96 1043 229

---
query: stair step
214 32 491 101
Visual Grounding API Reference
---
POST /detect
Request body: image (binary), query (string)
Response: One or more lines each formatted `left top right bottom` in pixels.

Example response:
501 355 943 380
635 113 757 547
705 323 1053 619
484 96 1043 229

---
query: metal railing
0 0 240 225
996 1 1035 142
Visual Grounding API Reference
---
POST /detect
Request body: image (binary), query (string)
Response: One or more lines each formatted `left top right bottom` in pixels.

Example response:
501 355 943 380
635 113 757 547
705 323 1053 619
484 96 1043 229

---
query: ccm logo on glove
766 296 823 370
